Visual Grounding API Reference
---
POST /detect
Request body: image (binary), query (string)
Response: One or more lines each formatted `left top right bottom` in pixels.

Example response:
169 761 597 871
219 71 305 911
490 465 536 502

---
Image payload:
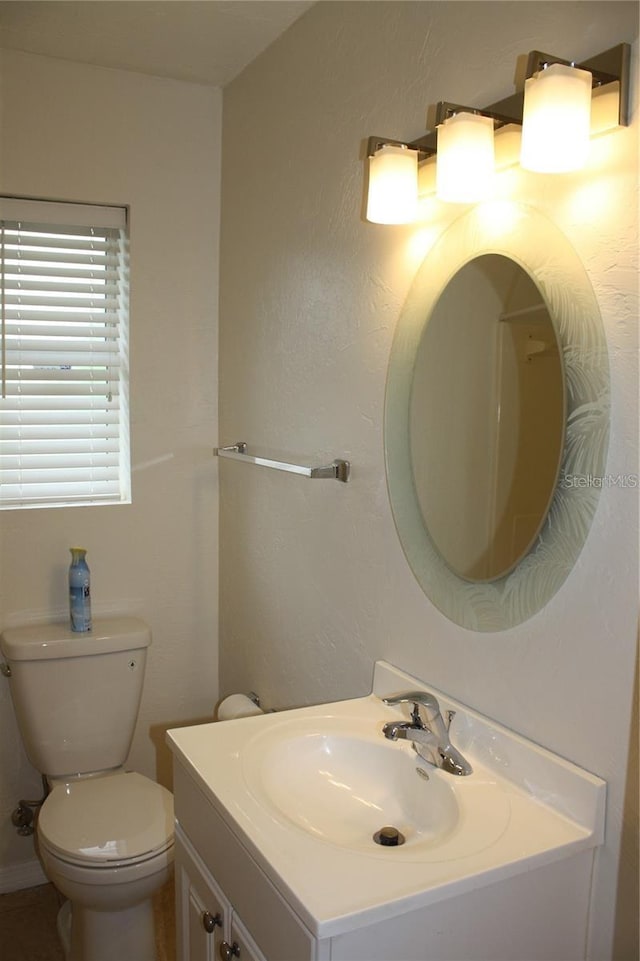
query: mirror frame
385 202 609 631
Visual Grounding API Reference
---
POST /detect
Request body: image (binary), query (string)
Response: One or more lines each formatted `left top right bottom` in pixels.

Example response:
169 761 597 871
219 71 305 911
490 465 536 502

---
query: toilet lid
38 771 174 865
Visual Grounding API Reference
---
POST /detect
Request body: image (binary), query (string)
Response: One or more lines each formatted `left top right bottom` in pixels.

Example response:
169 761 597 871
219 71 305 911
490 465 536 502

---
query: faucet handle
383 690 442 724
382 694 423 727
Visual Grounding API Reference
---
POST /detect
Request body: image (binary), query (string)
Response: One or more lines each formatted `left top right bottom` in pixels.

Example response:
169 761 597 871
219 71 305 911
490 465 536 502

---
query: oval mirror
385 204 609 631
410 254 565 582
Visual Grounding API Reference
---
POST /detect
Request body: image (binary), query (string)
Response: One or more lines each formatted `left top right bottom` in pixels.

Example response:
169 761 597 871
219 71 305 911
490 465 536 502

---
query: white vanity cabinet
168 662 606 961
173 762 326 961
171 750 596 961
176 825 265 961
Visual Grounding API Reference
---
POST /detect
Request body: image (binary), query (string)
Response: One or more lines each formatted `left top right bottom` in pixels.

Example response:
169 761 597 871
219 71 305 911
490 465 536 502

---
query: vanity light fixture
366 143 419 224
520 62 595 173
365 42 630 224
435 110 495 203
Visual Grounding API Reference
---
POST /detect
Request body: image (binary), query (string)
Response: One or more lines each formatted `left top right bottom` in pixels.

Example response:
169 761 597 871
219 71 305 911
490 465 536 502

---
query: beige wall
0 52 221 878
219 3 638 959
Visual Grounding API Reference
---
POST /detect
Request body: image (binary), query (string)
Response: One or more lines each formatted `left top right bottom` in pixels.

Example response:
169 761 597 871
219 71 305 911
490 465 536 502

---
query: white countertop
167 661 605 938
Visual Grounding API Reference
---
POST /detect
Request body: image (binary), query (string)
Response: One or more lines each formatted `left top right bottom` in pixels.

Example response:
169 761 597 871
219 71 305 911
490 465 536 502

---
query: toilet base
57 900 72 958
58 897 157 961
40 824 173 961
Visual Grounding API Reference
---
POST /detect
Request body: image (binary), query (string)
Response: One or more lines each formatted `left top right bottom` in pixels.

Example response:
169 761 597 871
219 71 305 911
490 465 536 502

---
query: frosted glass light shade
520 63 593 172
366 145 418 224
436 112 495 204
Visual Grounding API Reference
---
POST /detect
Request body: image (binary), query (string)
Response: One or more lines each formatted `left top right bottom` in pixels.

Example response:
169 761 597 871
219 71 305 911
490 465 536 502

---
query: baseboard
0 858 48 893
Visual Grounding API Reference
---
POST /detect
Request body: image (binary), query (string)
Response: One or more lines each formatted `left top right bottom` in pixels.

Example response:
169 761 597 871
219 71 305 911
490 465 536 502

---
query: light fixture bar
365 41 630 220
366 135 435 161
408 98 524 157
389 42 630 157
407 98 522 159
434 101 522 129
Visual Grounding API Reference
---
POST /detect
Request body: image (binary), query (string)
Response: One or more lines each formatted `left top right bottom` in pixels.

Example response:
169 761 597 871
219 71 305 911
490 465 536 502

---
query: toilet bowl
37 769 174 961
0 617 175 961
41 843 172 961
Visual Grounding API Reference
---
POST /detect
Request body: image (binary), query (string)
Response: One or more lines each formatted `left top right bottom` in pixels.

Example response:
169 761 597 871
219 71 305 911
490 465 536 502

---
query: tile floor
0 883 63 961
0 879 175 961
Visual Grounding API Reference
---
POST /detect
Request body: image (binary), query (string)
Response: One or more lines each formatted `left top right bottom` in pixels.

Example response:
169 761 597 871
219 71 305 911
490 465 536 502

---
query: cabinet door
223 912 267 961
187 874 225 961
174 768 319 961
176 844 226 961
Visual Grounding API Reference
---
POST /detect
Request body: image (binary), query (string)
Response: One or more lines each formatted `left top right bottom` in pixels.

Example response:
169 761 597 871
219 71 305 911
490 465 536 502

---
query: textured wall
220 3 638 958
0 52 221 879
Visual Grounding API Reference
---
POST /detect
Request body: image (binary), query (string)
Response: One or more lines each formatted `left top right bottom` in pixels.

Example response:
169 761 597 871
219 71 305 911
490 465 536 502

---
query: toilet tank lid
0 617 151 661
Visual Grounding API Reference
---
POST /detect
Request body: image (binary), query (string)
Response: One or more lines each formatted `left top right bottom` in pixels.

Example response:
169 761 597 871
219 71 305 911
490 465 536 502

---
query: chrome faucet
382 691 472 776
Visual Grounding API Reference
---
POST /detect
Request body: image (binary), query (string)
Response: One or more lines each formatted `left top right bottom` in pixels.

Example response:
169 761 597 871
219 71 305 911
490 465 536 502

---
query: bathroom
0 1 637 959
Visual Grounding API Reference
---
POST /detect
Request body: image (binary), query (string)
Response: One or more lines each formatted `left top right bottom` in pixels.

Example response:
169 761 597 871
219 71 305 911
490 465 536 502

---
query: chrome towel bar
214 442 350 483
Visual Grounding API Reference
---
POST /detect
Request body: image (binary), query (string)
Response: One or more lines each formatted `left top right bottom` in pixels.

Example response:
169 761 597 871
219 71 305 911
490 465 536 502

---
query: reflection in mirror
410 255 565 582
384 203 609 631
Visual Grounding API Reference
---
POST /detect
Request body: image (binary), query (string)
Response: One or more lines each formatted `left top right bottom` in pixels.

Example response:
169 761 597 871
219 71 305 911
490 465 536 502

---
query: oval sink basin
242 716 510 861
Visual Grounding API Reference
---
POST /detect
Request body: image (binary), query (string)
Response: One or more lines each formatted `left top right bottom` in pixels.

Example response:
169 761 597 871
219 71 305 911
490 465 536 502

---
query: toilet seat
38 770 174 869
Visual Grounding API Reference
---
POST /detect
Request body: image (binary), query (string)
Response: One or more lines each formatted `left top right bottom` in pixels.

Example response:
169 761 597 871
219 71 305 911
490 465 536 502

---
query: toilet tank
0 617 151 778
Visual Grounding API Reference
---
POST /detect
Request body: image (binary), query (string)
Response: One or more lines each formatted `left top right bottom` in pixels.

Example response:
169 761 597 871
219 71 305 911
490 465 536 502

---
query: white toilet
0 616 174 961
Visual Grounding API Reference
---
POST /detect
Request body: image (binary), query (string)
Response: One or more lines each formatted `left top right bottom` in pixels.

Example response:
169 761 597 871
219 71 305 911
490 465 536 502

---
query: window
0 197 130 509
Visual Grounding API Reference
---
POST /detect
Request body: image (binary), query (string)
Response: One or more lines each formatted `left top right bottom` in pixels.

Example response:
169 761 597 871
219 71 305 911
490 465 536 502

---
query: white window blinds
0 197 130 509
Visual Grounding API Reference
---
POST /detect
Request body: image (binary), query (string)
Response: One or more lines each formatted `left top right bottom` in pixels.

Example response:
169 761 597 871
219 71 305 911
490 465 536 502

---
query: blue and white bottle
69 547 92 632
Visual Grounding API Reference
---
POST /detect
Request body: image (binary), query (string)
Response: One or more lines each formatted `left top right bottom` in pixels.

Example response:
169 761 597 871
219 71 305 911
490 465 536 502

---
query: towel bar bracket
311 460 350 483
218 442 247 455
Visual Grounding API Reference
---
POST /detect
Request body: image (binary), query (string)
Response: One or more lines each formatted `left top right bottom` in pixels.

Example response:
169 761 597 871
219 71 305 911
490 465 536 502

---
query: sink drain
373 826 405 847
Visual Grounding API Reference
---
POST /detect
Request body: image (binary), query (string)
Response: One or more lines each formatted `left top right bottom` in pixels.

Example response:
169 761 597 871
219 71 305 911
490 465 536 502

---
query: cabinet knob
219 941 241 960
202 911 222 934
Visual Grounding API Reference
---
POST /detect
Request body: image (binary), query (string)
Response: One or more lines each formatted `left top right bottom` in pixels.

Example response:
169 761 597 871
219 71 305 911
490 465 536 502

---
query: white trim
0 196 127 229
0 857 48 893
